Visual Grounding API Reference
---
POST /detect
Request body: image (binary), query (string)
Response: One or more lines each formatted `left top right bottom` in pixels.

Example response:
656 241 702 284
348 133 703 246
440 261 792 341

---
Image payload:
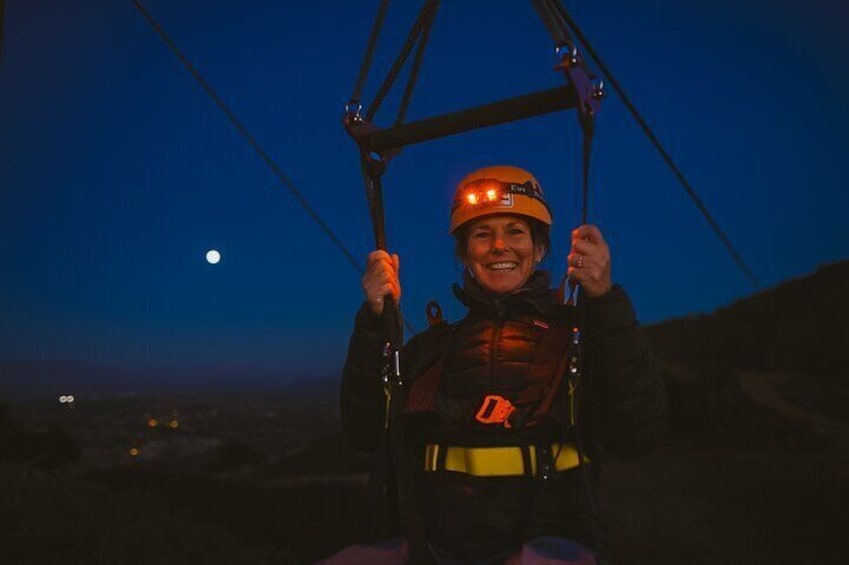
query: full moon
205 249 221 264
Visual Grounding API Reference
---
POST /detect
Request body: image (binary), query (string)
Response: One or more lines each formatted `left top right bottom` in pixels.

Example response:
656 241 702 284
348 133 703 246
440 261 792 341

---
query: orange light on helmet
486 188 498 201
466 192 478 205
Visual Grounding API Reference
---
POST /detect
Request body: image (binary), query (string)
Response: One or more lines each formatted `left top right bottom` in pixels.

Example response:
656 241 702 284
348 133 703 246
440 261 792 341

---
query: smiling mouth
486 261 518 271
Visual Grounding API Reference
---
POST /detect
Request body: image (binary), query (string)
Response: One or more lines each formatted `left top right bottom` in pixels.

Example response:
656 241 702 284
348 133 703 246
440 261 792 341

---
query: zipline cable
130 0 363 276
133 0 417 334
552 2 760 289
0 0 6 66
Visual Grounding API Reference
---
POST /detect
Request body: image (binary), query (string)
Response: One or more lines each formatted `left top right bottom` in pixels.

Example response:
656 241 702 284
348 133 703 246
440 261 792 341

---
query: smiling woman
463 215 542 295
331 164 668 564
450 165 552 297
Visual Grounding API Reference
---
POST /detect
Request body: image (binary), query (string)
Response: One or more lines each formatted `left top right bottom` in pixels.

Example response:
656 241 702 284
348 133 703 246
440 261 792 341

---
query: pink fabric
318 536 597 564
510 540 597 564
316 539 409 565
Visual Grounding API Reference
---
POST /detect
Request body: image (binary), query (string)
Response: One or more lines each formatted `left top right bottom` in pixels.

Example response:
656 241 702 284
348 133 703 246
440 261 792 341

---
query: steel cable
551 1 760 289
131 0 363 275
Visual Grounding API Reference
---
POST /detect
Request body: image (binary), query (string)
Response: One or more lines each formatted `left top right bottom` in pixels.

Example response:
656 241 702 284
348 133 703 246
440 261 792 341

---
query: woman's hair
453 216 551 261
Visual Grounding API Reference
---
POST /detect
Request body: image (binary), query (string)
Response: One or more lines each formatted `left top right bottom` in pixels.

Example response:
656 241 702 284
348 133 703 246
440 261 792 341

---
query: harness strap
366 0 440 122
395 0 440 126
510 319 574 427
423 443 585 478
406 355 444 413
347 0 391 117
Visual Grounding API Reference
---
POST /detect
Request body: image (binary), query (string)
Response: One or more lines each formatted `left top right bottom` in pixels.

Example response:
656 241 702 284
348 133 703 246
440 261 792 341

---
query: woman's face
463 215 543 295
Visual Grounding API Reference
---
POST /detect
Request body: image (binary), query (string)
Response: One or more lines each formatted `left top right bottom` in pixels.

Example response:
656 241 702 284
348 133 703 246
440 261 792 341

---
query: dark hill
645 259 849 380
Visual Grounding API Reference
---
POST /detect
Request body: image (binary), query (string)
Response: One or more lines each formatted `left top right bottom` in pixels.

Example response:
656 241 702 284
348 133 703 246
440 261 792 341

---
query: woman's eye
473 232 489 239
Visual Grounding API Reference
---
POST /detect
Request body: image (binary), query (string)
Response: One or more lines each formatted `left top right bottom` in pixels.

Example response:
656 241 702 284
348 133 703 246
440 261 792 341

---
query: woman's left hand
567 224 613 298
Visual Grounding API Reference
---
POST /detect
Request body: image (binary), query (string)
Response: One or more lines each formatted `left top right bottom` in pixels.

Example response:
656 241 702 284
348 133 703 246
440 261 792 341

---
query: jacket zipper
490 311 504 386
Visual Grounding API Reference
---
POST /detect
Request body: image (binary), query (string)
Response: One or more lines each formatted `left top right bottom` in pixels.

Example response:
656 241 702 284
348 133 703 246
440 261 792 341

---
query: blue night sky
1 0 847 381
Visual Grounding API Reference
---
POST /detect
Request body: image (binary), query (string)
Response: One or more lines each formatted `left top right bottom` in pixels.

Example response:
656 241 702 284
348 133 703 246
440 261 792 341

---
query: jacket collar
452 270 554 317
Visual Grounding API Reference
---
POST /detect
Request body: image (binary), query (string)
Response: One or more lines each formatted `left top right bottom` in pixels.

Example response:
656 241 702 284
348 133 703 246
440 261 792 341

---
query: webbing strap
395 0 440 126
405 355 444 413
358 137 428 565
580 122 594 226
361 153 388 250
348 0 391 114
535 0 599 300
366 0 440 122
387 406 431 565
510 319 574 427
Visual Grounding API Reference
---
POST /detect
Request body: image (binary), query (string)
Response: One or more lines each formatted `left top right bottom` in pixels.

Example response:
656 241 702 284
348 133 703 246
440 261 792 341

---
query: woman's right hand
362 250 401 316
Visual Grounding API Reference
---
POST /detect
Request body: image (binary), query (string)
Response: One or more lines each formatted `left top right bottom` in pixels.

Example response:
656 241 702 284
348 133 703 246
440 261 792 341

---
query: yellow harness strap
424 443 586 477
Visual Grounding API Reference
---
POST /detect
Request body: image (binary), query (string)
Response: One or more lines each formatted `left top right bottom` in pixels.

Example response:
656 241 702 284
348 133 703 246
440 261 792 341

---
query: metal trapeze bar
357 85 577 153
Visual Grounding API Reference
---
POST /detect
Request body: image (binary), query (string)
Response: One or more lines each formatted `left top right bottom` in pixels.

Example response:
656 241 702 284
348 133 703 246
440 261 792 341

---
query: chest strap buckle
475 394 516 428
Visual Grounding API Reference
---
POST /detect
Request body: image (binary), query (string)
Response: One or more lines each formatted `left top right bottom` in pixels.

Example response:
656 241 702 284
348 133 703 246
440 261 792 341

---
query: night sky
1 0 847 381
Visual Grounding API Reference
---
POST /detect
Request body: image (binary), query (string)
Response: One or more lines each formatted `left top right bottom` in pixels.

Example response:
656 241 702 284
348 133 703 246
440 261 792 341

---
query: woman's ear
535 247 547 263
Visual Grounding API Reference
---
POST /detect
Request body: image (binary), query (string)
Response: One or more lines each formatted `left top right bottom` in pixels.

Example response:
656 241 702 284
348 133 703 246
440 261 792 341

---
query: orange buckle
475 394 516 428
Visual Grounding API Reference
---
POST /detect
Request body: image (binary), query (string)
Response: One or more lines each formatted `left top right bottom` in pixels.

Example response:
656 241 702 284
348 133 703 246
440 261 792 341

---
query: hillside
645 259 849 451
645 259 849 379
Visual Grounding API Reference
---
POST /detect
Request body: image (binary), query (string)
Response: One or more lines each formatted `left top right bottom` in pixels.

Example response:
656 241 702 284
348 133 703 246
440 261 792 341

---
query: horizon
4 255 846 402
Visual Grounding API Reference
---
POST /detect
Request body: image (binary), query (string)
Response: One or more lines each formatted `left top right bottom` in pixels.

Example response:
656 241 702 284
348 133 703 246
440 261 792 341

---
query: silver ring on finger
576 254 584 268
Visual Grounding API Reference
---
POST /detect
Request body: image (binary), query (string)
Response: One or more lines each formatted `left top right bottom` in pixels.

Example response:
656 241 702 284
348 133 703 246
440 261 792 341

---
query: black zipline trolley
342 1 606 562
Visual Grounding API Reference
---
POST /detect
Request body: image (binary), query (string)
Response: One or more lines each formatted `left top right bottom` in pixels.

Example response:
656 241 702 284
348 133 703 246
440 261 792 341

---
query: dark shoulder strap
405 355 445 414
510 312 576 427
402 318 455 415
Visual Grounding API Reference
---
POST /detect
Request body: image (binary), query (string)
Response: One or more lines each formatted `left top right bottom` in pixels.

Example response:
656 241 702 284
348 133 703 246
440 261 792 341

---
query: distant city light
58 395 75 404
129 447 140 457
169 420 180 429
147 418 159 428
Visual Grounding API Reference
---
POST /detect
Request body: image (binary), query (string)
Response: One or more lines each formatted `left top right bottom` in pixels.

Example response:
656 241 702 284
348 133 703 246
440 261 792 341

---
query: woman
329 165 666 564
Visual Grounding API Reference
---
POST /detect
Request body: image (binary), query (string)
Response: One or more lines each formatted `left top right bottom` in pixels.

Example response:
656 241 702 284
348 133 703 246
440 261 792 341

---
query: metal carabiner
591 78 605 100
555 40 579 67
344 99 363 123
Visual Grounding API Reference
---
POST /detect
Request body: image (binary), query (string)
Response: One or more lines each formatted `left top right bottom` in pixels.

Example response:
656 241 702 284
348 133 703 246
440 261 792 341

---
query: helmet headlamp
453 179 545 213
449 166 553 234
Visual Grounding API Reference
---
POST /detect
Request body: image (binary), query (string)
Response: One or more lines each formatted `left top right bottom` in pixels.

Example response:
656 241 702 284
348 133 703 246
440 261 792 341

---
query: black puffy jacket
341 271 667 558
